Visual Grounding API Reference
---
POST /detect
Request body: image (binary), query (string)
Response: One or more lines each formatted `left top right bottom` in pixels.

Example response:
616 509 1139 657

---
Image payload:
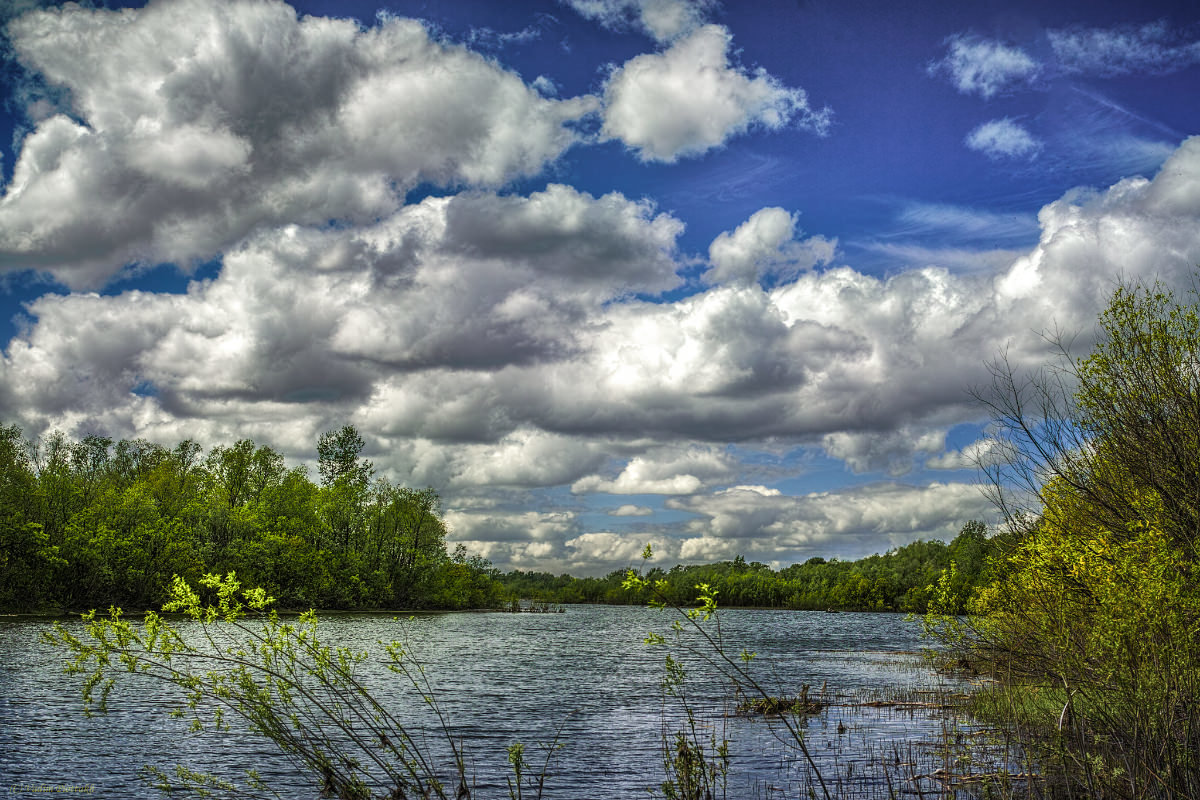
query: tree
317 425 373 491
953 278 1200 798
977 280 1200 560
317 426 374 554
0 423 61 609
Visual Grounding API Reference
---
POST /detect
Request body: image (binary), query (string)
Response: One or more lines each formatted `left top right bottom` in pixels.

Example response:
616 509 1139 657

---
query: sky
1 0 1199 576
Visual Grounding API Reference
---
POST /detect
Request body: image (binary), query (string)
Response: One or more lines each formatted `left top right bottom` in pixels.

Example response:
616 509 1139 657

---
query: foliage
941 279 1200 799
0 424 502 613
496 524 993 614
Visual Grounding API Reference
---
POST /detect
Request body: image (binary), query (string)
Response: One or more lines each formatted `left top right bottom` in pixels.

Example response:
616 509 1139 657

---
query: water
1 606 974 799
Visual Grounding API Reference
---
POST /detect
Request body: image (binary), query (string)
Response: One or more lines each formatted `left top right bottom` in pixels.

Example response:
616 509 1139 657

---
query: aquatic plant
45 571 554 800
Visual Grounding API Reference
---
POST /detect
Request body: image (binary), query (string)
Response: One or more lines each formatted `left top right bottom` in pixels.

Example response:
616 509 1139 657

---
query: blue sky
2 0 1199 574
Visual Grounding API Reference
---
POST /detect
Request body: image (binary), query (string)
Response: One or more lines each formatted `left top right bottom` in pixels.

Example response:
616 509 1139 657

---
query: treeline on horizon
499 521 991 611
0 419 993 614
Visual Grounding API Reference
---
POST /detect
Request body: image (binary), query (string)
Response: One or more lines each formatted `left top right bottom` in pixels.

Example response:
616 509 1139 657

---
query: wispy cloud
887 200 1040 244
1050 20 1200 77
928 35 1039 98
859 243 1026 275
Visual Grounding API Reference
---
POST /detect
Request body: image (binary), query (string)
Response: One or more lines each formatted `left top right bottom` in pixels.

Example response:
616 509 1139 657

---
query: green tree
0 423 61 609
953 279 1200 798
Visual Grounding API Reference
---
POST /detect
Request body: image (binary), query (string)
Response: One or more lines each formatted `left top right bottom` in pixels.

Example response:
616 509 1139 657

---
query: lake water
1 606 981 799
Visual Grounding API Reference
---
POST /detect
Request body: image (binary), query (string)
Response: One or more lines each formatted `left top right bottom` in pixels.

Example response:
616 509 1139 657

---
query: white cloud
0 0 598 287
561 0 713 43
14 136 1200 476
926 437 1004 470
1050 21 1200 77
7 122 1200 567
965 118 1042 160
929 35 1039 98
572 445 736 495
822 427 947 476
705 207 835 286
564 531 666 568
611 504 654 516
601 25 830 162
445 509 581 545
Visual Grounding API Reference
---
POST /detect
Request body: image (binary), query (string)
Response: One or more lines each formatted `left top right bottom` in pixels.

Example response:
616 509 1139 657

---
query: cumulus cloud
822 427 947 476
705 207 836 286
965 118 1042 160
929 35 1039 98
445 509 674 574
572 445 736 495
431 481 997 573
561 0 713 43
601 25 830 162
0 0 597 287
6 118 1200 570
445 509 581 545
11 137 1200 473
1050 21 1200 77
0 182 685 451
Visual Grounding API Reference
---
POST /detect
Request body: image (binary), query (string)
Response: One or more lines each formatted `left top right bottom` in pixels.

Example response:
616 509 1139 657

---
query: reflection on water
0 606 975 798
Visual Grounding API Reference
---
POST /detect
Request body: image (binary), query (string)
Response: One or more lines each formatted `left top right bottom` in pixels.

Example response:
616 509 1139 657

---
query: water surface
1 606 970 798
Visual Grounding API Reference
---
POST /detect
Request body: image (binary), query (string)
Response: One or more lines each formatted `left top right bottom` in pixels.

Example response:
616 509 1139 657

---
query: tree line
0 424 501 612
494 520 992 612
0 414 996 615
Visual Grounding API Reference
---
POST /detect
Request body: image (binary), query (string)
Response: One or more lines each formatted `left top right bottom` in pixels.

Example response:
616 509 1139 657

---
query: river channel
1 606 980 799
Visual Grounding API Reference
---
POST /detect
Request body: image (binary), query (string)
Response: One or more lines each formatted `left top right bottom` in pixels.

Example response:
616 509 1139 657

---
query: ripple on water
1 607 970 799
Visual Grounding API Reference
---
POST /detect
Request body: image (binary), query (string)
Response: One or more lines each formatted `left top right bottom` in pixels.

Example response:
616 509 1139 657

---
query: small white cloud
929 35 1039 98
926 437 1004 470
531 75 558 96
1050 21 1200 77
601 25 830 162
965 118 1042 160
610 504 654 516
705 207 835 286
560 0 712 43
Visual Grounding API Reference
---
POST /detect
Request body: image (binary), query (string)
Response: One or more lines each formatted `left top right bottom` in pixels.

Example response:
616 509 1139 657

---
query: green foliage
497 525 993 614
0 423 501 613
949 278 1200 798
